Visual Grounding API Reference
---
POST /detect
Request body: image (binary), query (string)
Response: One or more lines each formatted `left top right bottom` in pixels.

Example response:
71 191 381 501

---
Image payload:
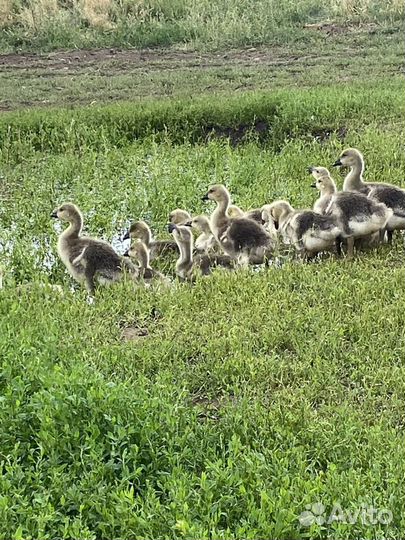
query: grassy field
1 81 405 539
0 0 403 53
0 26 403 111
1 1 405 539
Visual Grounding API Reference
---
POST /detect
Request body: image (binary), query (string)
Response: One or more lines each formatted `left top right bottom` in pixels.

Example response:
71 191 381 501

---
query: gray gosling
262 200 341 259
168 223 194 281
187 215 217 253
124 240 166 283
202 184 232 241
309 165 380 250
168 223 234 278
309 166 337 214
123 220 178 259
324 191 393 259
333 148 405 242
203 184 273 263
52 203 137 295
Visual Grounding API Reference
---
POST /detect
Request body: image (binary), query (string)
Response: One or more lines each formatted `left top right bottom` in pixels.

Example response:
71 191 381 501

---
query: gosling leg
346 236 355 260
335 236 342 257
84 267 96 296
379 229 386 243
304 251 316 262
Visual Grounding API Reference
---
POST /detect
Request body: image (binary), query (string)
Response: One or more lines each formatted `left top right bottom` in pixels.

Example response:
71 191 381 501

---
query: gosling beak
123 249 130 257
167 223 176 234
332 159 342 167
310 182 317 188
261 218 266 225
202 193 209 201
307 166 314 174
274 220 279 230
122 231 130 241
51 211 58 218
184 221 192 227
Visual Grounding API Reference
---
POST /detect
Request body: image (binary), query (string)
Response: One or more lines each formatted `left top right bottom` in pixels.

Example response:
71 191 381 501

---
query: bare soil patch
0 46 316 73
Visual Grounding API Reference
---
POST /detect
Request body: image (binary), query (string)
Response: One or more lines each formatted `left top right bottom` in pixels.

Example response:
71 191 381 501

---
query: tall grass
0 0 404 52
0 80 403 158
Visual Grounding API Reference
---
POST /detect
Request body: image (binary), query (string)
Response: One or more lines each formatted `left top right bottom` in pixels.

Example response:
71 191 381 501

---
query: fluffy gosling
52 203 137 295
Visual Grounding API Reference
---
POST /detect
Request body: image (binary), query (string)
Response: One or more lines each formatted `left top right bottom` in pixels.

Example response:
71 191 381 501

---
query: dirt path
0 46 324 72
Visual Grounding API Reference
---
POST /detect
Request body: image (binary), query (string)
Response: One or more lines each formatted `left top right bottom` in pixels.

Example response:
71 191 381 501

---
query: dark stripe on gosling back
226 218 269 250
371 186 405 213
296 211 337 239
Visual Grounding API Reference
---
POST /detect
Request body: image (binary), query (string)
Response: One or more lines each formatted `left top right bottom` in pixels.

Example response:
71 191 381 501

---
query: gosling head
169 209 192 225
189 215 211 233
227 205 244 218
123 220 150 242
168 223 193 246
124 239 147 259
202 184 231 203
333 148 363 168
261 201 293 230
308 166 336 193
51 202 81 222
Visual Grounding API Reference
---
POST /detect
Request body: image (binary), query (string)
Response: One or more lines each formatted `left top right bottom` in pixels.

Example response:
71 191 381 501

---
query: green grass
0 78 405 538
0 0 403 54
1 21 403 112
1 80 404 155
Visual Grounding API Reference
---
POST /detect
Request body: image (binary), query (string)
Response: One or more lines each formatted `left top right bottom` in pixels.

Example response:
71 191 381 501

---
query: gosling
309 165 380 251
203 184 273 262
187 215 217 253
168 223 194 281
202 184 232 241
333 148 405 241
308 166 337 214
325 192 393 259
124 240 166 283
123 220 178 259
52 203 137 295
168 223 234 278
262 200 341 259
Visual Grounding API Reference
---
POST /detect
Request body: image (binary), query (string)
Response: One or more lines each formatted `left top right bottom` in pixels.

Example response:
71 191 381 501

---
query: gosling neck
213 193 230 219
177 237 193 271
200 218 212 235
343 155 366 191
137 226 152 247
62 212 82 239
